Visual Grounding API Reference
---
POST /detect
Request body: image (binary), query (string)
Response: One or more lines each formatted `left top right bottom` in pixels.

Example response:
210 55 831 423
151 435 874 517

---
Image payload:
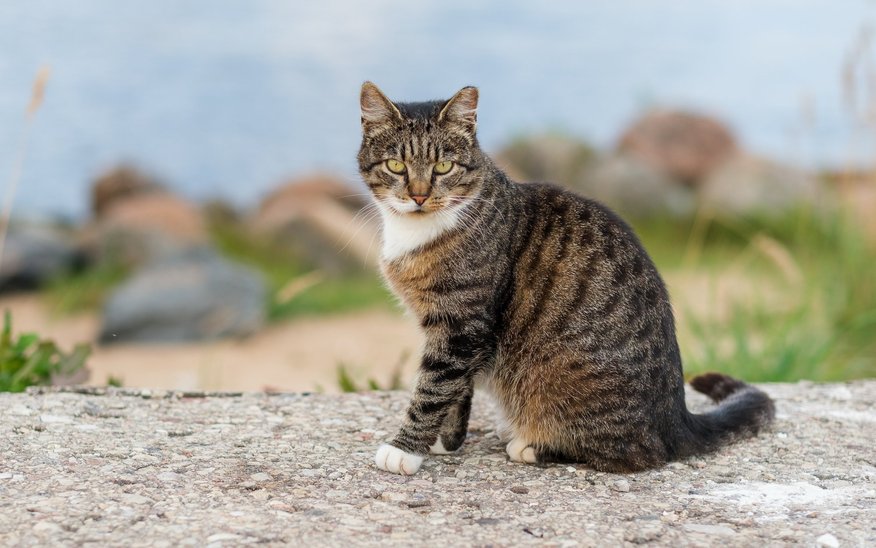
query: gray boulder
0 222 85 292
699 154 828 217
100 248 266 344
581 155 697 218
494 133 597 188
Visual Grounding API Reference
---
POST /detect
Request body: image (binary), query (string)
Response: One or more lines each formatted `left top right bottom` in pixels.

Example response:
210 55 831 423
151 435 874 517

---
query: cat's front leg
375 335 479 475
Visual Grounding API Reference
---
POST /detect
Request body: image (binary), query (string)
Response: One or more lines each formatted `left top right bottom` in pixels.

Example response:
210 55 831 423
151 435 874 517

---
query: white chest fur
378 205 462 261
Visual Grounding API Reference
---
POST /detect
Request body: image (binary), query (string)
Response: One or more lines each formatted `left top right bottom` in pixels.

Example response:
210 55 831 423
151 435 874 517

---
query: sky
1 1 875 217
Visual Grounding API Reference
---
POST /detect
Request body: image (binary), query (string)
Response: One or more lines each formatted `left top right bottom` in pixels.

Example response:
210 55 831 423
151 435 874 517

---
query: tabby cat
358 82 774 475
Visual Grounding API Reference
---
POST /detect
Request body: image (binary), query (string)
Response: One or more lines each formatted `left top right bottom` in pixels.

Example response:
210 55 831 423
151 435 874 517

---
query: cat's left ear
360 81 402 128
438 86 478 134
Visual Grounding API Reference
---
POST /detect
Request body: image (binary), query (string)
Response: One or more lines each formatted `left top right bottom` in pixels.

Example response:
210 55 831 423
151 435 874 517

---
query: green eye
385 159 406 174
433 161 454 175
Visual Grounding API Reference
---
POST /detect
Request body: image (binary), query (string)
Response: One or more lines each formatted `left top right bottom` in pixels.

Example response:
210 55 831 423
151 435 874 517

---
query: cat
358 82 775 475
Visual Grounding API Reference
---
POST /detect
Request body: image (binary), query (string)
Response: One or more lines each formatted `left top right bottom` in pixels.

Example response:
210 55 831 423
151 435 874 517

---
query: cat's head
357 82 485 217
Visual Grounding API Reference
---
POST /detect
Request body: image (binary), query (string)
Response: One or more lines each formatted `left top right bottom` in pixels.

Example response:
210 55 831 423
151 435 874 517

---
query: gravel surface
1 381 874 547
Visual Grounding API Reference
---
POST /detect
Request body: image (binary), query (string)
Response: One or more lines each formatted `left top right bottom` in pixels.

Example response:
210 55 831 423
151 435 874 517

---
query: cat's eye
385 159 406 174
433 161 454 175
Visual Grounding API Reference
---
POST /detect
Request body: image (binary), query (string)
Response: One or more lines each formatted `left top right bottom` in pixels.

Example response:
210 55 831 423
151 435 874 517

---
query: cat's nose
411 194 428 206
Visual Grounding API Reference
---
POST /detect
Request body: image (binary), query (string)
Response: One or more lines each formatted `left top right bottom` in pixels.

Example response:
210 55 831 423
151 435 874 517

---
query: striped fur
358 82 775 475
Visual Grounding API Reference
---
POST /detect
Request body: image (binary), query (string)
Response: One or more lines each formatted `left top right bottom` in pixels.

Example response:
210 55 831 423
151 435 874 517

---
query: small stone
121 493 151 505
380 492 405 502
816 533 840 548
0 473 12 480
510 486 529 494
250 472 271 482
405 497 430 508
250 489 270 500
611 479 631 493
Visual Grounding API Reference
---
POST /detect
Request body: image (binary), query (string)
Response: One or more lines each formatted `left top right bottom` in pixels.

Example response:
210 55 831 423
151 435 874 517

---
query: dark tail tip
690 372 747 403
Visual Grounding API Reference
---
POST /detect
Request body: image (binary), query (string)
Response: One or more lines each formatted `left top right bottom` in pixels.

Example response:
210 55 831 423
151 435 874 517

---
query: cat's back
502 181 674 359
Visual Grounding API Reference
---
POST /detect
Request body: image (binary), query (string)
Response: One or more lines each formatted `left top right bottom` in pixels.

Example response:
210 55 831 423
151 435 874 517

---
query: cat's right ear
360 82 402 129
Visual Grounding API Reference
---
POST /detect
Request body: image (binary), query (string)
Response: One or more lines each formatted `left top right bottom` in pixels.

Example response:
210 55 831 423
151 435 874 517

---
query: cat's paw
374 444 424 475
429 437 454 455
506 437 538 463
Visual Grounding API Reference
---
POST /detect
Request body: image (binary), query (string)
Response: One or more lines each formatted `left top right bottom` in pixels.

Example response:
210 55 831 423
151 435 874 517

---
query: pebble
250 472 272 482
611 480 631 493
121 494 152 505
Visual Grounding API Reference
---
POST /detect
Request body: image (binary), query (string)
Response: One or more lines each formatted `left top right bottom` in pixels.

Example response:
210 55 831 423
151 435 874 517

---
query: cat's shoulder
513 181 621 218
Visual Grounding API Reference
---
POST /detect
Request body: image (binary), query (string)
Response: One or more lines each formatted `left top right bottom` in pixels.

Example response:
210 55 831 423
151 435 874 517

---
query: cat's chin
385 205 439 217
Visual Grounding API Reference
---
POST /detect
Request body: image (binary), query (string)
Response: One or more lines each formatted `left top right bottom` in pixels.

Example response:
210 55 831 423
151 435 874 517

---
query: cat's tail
678 372 775 456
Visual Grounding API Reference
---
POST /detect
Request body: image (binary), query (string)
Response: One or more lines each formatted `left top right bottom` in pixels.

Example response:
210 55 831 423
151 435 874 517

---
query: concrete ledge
1 381 874 546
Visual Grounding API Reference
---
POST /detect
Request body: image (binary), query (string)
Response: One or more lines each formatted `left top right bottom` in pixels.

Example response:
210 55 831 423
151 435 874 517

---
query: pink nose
411 195 428 206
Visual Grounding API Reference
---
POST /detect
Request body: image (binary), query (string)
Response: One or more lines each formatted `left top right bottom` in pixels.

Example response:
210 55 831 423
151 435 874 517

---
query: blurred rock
99 248 266 344
0 222 86 292
93 193 209 267
581 155 696 218
251 174 377 273
91 165 163 218
494 133 597 187
617 109 738 185
698 154 826 217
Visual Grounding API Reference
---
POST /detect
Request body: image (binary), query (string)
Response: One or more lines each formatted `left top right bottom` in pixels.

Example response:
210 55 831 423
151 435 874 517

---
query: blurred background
0 0 873 393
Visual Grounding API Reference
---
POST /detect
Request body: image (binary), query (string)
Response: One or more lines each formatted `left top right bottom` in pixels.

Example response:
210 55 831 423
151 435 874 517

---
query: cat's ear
438 86 479 134
360 82 402 128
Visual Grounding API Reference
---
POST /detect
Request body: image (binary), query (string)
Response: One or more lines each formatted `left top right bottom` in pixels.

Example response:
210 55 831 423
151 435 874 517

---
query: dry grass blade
0 65 51 270
275 270 326 305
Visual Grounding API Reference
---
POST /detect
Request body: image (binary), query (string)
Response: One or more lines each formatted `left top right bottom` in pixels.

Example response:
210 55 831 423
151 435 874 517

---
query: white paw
429 437 453 455
374 444 424 475
506 437 538 463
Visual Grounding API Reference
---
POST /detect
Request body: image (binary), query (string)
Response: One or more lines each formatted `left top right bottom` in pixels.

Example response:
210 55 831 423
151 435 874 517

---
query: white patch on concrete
696 481 855 513
377 200 464 260
826 386 853 401
39 415 72 424
827 409 876 423
506 437 537 463
374 444 423 475
429 438 452 455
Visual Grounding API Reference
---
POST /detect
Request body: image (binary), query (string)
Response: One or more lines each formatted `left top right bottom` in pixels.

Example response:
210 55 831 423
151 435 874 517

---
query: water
1 0 874 217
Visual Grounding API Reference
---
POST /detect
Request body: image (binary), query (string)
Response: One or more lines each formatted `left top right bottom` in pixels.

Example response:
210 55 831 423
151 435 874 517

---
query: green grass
633 207 875 382
0 311 90 392
336 358 405 393
207 217 391 322
44 261 129 314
